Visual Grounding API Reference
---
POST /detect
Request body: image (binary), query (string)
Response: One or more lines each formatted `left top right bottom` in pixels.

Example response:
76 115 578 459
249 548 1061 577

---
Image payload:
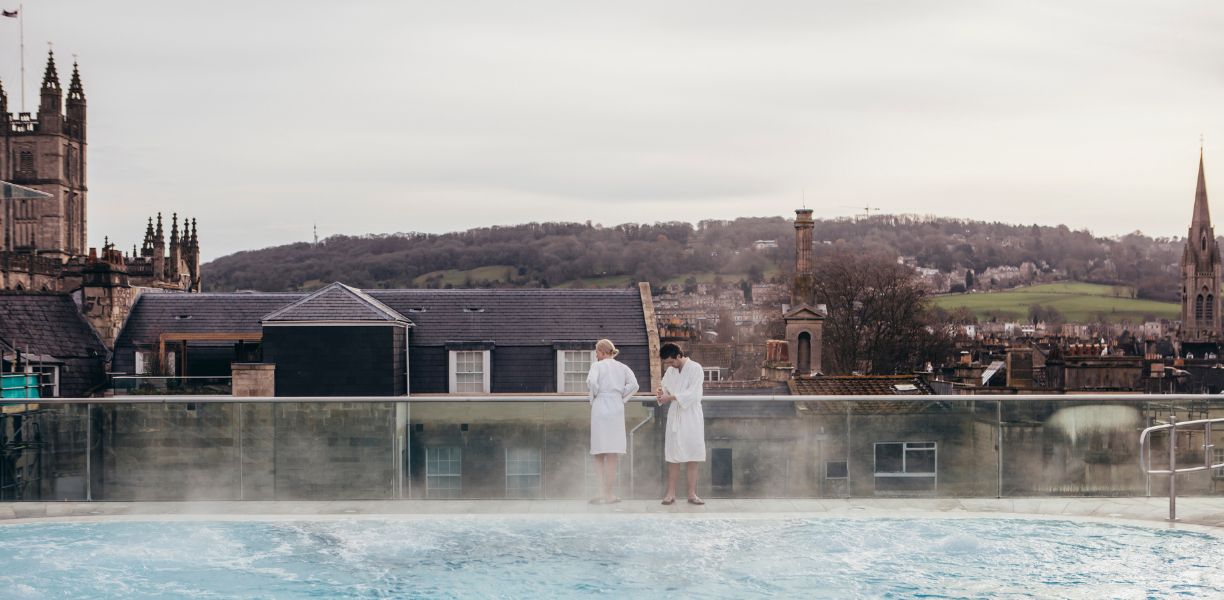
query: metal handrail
1139 416 1224 521
14 392 1224 405
111 376 234 380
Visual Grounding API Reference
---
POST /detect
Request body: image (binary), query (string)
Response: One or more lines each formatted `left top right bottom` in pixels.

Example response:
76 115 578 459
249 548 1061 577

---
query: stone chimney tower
792 208 815 306
784 208 824 376
77 257 137 350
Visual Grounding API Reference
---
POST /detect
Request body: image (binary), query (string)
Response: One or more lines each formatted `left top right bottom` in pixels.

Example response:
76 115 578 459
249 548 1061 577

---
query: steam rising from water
0 517 1221 598
1047 405 1142 446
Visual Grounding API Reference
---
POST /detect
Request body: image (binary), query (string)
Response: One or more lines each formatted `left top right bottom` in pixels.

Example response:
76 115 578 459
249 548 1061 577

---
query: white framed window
1213 447 1224 479
505 447 542 498
448 350 490 393
703 368 721 382
32 365 59 397
426 446 462 498
557 350 594 393
135 350 150 375
873 442 936 477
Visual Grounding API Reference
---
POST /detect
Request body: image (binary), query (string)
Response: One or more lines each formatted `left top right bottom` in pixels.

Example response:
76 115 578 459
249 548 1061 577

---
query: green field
413 265 520 286
931 282 1178 323
411 265 780 289
559 275 637 289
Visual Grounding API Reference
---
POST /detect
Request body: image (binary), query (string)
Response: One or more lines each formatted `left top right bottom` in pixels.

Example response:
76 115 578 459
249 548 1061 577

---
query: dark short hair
659 343 684 360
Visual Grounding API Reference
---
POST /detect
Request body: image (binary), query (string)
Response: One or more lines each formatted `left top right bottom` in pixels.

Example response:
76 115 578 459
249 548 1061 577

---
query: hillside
931 282 1179 323
201 215 1187 295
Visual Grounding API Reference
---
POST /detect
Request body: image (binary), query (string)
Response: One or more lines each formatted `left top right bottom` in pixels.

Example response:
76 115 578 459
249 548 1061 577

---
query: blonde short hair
596 339 620 357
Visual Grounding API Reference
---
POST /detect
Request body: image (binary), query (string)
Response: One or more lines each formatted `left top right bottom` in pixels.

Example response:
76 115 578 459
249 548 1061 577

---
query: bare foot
687 496 705 505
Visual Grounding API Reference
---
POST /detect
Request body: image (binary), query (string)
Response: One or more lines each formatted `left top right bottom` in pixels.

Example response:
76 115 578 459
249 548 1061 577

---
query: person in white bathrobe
656 342 706 505
586 338 640 504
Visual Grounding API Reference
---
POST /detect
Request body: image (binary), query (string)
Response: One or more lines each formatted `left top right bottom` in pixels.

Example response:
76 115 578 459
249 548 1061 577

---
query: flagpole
18 1 25 113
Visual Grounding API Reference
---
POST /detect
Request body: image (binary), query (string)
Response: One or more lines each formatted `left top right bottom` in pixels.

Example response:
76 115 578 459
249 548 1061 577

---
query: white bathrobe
662 359 706 463
587 358 640 455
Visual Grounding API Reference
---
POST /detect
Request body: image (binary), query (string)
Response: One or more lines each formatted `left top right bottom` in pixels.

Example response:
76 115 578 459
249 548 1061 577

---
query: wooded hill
201 215 1186 300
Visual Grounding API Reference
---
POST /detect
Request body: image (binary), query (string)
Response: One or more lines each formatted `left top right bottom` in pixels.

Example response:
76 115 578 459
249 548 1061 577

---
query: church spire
1180 146 1223 342
41 49 60 91
68 61 84 99
1193 147 1211 227
37 49 65 133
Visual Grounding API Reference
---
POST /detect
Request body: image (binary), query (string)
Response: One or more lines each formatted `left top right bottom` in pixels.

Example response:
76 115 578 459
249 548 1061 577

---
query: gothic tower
1180 150 1223 341
0 50 88 259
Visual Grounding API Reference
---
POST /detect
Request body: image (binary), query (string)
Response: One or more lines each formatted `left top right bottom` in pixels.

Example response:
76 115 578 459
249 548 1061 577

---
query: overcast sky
3 1 1224 261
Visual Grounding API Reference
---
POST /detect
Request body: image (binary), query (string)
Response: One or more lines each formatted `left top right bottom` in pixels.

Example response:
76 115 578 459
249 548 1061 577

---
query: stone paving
2 497 1223 531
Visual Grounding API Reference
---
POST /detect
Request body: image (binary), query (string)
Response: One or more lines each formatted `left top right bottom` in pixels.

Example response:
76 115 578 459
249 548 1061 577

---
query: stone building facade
0 52 201 293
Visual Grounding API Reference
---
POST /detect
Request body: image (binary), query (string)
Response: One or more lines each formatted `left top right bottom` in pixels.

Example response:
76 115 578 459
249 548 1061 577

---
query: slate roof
0 292 109 396
0 292 107 359
262 283 411 324
788 375 936 396
114 292 301 345
366 288 647 346
115 287 648 347
787 375 949 415
703 380 796 418
688 343 733 368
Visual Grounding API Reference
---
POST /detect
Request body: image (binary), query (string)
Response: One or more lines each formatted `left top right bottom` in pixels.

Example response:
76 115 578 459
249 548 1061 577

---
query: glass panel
905 446 936 474
0 403 90 500
874 443 904 474
4 395 1222 502
998 398 1220 497
110 376 233 396
506 447 541 498
426 446 462 498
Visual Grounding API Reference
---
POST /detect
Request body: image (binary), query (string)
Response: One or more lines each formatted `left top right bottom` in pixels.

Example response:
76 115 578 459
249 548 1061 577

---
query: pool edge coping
2 498 1223 534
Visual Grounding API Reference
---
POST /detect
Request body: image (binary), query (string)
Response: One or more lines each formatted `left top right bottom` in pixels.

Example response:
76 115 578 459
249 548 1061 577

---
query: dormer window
448 350 490 393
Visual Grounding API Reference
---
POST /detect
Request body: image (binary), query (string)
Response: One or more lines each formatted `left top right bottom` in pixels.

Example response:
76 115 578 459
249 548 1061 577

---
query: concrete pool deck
2 497 1223 529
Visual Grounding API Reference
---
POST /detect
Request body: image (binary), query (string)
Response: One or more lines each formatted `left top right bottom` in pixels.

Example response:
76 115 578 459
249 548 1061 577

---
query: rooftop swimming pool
1 516 1220 598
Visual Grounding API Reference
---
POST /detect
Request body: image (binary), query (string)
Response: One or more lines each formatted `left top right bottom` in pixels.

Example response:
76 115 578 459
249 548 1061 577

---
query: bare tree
812 251 950 374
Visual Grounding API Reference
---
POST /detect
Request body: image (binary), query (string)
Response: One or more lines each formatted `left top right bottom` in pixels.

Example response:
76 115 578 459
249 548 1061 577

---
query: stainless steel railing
16 392 1224 404
1139 416 1224 521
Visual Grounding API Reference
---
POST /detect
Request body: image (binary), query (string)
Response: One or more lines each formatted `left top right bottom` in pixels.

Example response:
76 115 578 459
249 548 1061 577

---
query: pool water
1 516 1221 598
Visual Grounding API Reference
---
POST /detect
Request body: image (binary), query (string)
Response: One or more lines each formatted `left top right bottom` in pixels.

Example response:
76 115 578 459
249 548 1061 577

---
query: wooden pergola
158 332 263 376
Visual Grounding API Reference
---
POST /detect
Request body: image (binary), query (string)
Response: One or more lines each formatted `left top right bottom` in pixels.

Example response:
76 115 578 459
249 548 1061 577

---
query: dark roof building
112 283 657 397
0 291 108 396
